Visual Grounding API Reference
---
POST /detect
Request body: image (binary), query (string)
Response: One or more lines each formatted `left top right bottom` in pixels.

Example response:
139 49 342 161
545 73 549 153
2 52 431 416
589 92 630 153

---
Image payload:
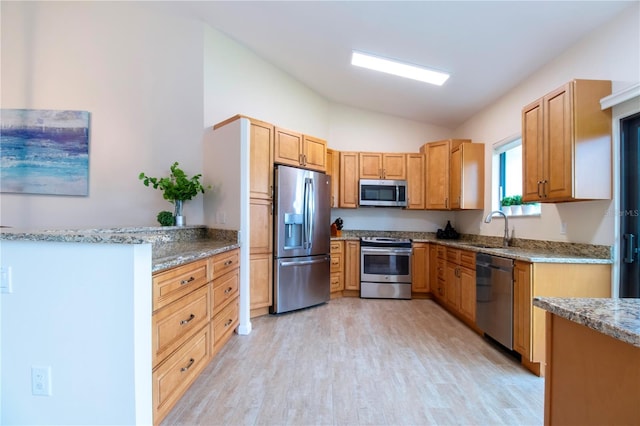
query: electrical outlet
32 366 52 396
560 222 567 235
0 266 12 294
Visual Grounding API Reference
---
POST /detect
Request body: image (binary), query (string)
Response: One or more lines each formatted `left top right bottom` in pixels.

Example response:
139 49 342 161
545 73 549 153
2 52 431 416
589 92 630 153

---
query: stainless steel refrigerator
271 165 331 314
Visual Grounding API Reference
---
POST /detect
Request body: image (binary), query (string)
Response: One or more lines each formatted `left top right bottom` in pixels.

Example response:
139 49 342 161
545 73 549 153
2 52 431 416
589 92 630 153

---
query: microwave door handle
396 185 400 205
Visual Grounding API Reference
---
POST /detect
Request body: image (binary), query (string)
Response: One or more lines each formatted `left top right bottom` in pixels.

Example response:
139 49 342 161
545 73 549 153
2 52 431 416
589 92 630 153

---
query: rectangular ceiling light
351 51 449 86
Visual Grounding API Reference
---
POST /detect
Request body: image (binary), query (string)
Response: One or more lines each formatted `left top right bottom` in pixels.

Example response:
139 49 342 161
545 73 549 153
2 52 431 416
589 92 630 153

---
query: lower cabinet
512 261 611 376
330 241 345 295
435 245 476 326
151 248 240 425
411 242 429 294
344 240 360 291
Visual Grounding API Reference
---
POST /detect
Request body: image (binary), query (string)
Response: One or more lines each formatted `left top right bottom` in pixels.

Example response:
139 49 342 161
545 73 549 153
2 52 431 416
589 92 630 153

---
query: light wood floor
161 298 544 425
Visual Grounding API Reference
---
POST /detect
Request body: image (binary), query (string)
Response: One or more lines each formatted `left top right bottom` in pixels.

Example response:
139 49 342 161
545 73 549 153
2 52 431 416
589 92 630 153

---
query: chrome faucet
484 210 510 247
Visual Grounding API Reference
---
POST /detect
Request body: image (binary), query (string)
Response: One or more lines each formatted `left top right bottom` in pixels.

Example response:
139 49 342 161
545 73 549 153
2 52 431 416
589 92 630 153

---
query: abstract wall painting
1 109 90 196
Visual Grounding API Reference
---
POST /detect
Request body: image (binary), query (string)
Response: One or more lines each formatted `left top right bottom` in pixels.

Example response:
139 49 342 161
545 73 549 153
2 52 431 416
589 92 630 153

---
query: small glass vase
174 200 185 226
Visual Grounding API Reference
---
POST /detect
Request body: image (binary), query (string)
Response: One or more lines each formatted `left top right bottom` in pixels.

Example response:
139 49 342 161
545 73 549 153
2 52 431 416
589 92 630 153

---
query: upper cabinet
326 148 340 208
274 127 327 172
421 139 484 210
359 153 406 179
249 119 274 200
339 151 359 208
406 153 425 210
522 79 612 203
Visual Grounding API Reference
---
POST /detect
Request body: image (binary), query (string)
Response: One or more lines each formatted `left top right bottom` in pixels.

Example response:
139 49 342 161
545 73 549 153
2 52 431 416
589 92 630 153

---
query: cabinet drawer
436 258 446 280
330 241 343 254
153 259 208 311
460 250 475 270
210 249 239 281
436 245 446 259
446 248 460 264
330 272 344 292
211 269 239 318
153 284 209 367
153 324 210 424
330 254 343 272
212 297 239 352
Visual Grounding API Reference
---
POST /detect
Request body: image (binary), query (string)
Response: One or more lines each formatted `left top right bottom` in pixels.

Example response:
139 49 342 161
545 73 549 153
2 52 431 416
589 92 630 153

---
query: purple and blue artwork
1 109 90 196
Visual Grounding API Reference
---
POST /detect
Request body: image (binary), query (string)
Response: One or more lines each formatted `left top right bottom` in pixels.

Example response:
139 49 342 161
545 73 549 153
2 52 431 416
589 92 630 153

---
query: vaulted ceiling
177 1 633 128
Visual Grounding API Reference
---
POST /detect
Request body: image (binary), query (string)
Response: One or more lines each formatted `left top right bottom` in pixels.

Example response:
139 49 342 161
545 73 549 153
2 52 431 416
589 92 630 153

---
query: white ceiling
178 1 633 129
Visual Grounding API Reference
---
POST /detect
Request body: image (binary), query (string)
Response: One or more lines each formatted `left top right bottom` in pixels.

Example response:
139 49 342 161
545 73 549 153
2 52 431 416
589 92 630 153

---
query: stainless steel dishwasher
476 253 514 350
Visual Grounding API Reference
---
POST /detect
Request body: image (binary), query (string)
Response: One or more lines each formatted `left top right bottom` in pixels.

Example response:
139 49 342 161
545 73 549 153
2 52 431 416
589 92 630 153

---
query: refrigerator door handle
308 178 315 250
280 257 329 267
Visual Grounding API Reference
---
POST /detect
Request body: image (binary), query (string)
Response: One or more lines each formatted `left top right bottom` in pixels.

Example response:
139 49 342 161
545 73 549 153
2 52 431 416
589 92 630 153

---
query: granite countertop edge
533 297 640 348
152 241 240 273
331 233 611 264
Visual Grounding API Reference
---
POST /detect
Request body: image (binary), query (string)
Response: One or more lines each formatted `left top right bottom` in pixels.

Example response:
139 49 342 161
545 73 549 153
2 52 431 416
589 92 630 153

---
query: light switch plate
0 266 12 293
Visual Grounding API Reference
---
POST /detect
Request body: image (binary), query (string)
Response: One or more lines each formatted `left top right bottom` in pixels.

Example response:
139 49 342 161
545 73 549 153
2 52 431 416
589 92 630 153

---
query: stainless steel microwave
359 179 408 207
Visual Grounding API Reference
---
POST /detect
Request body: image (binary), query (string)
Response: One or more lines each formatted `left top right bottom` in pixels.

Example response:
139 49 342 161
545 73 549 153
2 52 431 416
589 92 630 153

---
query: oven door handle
361 247 412 255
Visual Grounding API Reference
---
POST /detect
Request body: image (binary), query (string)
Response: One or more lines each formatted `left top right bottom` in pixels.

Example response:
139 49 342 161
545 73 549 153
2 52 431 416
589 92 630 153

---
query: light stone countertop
533 297 640 348
0 226 240 273
332 230 612 264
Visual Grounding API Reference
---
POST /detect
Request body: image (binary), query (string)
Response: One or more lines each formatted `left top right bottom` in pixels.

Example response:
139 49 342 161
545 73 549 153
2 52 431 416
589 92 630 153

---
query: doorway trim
601 84 640 298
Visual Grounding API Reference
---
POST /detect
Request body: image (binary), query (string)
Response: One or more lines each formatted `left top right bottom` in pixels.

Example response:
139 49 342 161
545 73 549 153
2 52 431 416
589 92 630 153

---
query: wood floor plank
161 298 544 425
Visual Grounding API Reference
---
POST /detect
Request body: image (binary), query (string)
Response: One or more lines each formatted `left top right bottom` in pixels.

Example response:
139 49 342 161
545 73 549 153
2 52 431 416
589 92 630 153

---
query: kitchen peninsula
534 297 640 425
0 226 239 425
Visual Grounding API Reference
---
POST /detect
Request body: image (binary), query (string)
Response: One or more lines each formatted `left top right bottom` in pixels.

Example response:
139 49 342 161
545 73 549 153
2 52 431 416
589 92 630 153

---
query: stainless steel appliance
271 165 331 314
476 253 514 349
360 237 412 299
359 179 407 207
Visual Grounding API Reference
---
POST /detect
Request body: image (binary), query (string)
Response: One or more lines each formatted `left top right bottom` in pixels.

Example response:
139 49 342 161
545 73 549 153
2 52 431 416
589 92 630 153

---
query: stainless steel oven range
360 237 412 299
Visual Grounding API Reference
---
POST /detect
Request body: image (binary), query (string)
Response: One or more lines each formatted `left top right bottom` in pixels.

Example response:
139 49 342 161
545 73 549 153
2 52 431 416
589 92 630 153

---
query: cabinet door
425 140 451 209
411 243 429 293
544 83 573 201
339 152 359 208
249 199 272 254
459 266 476 322
326 149 340 208
522 99 544 202
455 144 484 210
249 120 274 200
513 261 532 358
450 148 462 209
274 127 303 167
406 153 425 209
359 152 383 179
302 135 327 172
445 263 459 309
250 253 272 311
382 153 406 180
344 240 360 291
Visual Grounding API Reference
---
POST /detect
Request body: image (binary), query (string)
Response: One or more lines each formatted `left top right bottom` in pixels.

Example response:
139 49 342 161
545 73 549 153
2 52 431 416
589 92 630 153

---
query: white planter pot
501 205 512 215
511 205 522 215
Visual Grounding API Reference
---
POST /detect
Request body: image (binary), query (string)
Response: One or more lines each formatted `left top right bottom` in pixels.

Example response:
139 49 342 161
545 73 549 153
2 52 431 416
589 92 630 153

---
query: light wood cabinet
450 143 484 210
440 247 476 324
422 139 483 210
249 199 272 254
274 127 327 172
249 253 272 314
339 152 359 208
249 119 274 200
151 249 240 425
433 245 447 302
522 79 612 203
512 261 611 376
359 152 406 179
411 242 429 294
406 153 425 210
326 148 340 208
344 240 360 291
330 241 345 294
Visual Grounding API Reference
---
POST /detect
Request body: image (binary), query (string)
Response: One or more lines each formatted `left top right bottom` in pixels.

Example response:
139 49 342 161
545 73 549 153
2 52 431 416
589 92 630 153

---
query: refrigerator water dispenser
283 213 303 249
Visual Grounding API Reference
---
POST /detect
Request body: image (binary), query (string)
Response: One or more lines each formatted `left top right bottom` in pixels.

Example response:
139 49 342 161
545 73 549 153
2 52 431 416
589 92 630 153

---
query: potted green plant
500 196 513 215
511 195 523 215
139 162 210 226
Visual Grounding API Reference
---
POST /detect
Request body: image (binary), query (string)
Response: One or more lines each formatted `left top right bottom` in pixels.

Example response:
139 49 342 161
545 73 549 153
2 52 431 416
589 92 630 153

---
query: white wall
1 2 206 229
452 2 640 245
0 241 152 425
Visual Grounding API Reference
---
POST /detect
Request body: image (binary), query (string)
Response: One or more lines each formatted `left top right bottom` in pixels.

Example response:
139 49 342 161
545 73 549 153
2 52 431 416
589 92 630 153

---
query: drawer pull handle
181 358 195 372
180 314 195 325
224 287 233 295
224 319 233 327
224 260 233 266
180 277 195 285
